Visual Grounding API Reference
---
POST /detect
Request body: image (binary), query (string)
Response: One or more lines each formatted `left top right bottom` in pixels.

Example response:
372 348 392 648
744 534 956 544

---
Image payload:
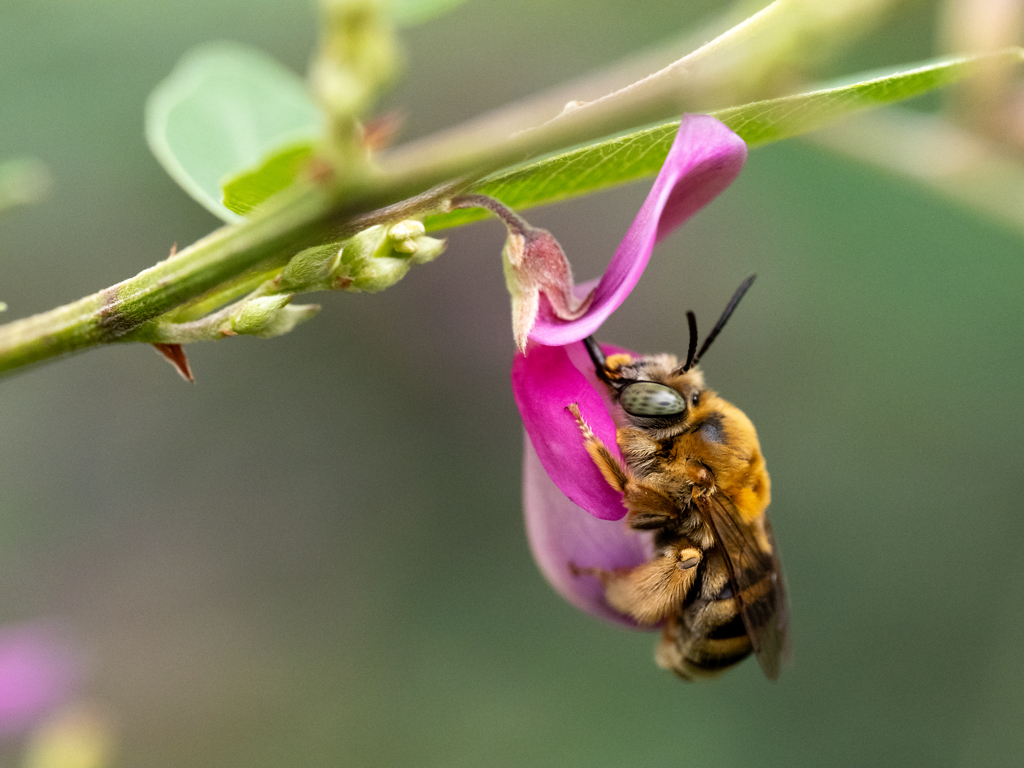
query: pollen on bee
605 353 633 373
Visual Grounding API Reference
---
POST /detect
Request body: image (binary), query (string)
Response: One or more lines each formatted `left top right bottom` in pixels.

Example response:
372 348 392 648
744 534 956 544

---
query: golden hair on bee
570 275 790 680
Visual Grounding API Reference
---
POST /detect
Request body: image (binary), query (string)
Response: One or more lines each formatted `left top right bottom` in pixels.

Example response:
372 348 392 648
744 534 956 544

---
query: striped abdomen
654 548 769 680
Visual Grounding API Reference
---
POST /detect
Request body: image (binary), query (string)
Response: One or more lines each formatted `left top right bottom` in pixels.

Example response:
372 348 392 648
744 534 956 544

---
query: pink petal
0 623 79 738
523 435 654 627
529 114 747 346
512 341 629 521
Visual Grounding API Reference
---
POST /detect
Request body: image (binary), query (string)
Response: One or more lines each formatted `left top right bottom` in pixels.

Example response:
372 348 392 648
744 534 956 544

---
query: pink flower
0 622 80 738
516 340 650 626
510 115 747 625
528 114 747 347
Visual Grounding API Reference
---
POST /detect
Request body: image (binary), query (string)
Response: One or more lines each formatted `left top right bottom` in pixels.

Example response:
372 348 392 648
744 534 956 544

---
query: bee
568 275 789 680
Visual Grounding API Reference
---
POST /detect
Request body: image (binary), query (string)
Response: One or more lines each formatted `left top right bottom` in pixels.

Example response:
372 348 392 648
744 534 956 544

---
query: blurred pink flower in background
0 622 80 739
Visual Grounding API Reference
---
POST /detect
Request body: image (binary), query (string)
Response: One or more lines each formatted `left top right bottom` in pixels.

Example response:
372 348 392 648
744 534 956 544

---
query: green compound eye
619 382 687 417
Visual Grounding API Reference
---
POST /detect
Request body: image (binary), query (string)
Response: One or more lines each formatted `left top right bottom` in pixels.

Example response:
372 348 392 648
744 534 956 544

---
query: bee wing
694 494 791 680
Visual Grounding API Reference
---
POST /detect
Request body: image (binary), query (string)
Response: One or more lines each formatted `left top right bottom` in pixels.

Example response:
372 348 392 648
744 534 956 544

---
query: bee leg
622 485 681 530
572 545 703 624
567 404 680 527
684 461 717 498
615 427 662 465
566 403 630 492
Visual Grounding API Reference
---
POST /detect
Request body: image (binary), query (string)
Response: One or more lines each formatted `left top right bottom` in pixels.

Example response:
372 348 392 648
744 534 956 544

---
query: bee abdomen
655 554 772 680
656 617 752 680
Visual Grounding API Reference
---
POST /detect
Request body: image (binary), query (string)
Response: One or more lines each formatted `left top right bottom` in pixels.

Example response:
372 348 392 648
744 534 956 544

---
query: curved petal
523 435 654 627
529 114 747 346
512 340 629 521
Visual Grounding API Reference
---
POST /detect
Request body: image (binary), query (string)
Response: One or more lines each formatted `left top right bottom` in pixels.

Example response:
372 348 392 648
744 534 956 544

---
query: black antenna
691 274 756 366
583 336 612 383
682 311 699 371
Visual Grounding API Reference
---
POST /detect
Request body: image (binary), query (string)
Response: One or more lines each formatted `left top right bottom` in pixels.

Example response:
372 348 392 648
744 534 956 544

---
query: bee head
582 274 756 429
583 340 703 430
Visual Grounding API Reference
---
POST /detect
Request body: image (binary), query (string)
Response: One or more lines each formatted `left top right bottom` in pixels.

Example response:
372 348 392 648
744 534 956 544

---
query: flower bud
254 303 321 339
278 243 342 293
311 0 401 120
230 295 291 335
408 235 446 265
229 294 320 339
277 221 445 295
387 220 426 253
330 221 445 293
451 195 591 353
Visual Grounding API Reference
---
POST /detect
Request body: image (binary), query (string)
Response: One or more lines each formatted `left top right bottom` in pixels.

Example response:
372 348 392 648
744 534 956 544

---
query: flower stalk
451 194 592 352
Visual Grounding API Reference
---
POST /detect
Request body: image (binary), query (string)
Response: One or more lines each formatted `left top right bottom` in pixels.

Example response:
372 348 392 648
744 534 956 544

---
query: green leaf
221 142 316 217
425 50 1024 231
146 41 324 223
713 53 1023 146
393 0 471 27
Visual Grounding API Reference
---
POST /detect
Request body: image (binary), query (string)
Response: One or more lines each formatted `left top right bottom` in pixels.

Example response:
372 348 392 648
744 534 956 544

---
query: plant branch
0 178 463 376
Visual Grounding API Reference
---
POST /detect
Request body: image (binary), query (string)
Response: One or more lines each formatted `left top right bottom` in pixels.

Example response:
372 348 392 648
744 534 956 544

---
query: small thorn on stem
152 343 194 383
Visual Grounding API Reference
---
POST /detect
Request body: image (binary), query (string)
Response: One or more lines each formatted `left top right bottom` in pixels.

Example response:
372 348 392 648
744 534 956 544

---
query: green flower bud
249 303 321 339
275 220 446 296
279 243 344 293
229 294 319 338
409 235 446 265
334 226 408 292
387 220 426 253
231 294 292 335
328 221 446 293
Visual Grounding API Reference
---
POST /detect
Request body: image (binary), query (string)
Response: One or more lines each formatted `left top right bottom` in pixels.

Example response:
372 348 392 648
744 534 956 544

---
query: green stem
125 301 240 344
0 176 465 376
165 262 288 323
0 186 318 374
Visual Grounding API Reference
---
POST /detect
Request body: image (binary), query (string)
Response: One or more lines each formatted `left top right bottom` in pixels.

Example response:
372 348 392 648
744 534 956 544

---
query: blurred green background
2 0 1023 765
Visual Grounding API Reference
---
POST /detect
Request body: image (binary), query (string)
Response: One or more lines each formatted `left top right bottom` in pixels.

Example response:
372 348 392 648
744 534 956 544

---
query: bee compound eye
619 382 687 417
